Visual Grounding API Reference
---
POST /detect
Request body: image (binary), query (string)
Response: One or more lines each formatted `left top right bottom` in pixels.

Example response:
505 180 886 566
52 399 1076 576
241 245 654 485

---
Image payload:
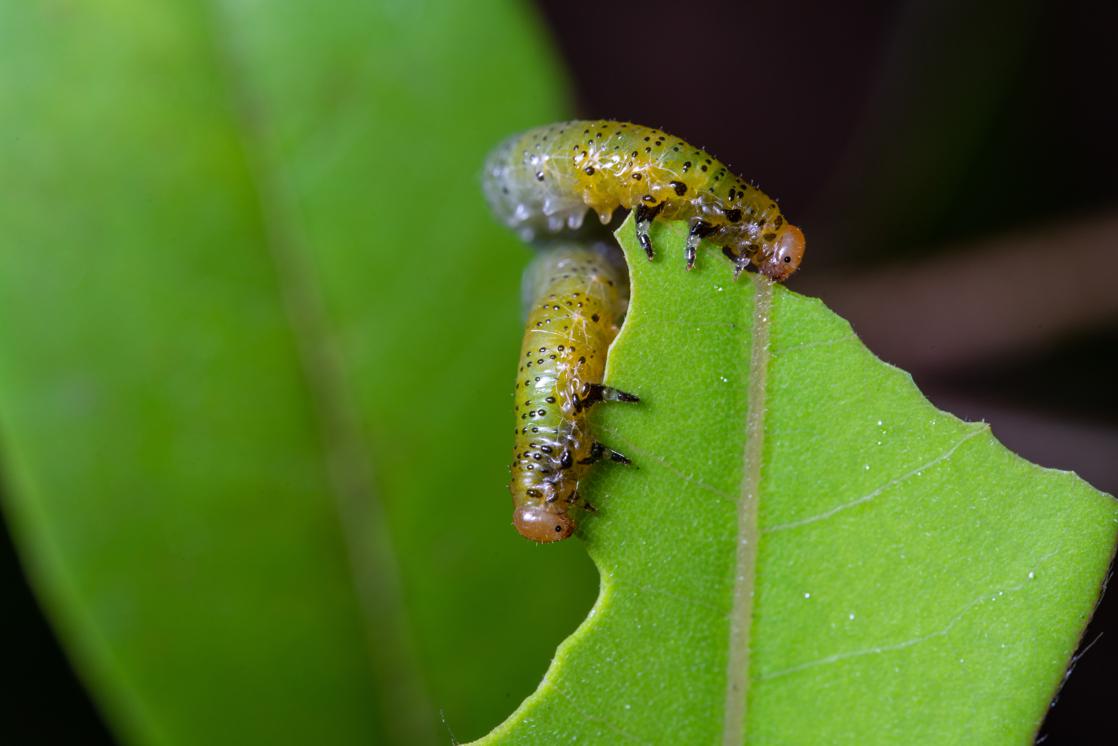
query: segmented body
510 244 632 542
484 120 805 280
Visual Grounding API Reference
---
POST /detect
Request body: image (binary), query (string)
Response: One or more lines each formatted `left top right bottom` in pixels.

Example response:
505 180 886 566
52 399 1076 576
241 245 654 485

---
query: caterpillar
484 120 805 281
510 243 636 542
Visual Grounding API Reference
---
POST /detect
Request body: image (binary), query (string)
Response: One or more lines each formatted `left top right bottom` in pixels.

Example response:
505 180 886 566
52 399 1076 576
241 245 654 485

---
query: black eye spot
784 256 791 262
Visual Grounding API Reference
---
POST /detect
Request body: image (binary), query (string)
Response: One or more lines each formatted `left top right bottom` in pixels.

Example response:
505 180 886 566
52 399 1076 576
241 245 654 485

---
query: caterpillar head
758 225 806 281
514 504 575 542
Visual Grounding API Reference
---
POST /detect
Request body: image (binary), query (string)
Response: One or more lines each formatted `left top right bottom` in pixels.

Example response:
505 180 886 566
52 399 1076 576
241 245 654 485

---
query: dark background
4 0 1115 742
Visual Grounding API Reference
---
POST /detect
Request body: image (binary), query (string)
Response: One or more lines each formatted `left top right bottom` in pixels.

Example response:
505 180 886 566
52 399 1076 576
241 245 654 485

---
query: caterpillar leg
579 441 632 466
566 491 599 513
634 202 665 260
686 220 719 270
580 382 640 409
560 489 599 515
722 246 752 279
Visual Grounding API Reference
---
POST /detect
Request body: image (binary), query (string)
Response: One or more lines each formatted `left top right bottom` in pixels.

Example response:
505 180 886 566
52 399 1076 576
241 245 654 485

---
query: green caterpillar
484 120 805 280
509 243 636 542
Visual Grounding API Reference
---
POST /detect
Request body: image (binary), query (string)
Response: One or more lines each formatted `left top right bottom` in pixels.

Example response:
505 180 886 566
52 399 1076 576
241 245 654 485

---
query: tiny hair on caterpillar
484 119 805 281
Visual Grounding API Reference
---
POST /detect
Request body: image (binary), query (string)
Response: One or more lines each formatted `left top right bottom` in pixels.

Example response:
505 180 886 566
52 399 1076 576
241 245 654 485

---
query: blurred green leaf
478 216 1118 744
0 0 592 743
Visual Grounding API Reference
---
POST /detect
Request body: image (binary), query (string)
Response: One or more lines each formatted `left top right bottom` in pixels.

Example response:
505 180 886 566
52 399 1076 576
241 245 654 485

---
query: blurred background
1 0 1114 743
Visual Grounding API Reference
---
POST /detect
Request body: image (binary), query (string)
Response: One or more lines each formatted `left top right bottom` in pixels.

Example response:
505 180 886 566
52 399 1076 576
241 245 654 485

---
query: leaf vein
596 424 736 501
204 7 432 741
770 335 858 356
758 550 1059 681
551 684 649 744
721 278 772 744
764 425 987 533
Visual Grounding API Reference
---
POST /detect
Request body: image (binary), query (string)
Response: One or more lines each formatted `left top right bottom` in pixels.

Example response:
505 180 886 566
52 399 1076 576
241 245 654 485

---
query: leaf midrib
202 6 433 742
721 277 772 745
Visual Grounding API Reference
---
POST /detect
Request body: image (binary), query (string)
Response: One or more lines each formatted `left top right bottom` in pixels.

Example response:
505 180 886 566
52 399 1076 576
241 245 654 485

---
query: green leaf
477 216 1118 744
0 1 591 743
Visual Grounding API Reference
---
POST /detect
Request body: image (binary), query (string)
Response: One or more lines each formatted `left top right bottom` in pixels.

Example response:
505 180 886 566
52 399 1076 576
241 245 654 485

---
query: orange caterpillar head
757 224 806 281
514 504 575 542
